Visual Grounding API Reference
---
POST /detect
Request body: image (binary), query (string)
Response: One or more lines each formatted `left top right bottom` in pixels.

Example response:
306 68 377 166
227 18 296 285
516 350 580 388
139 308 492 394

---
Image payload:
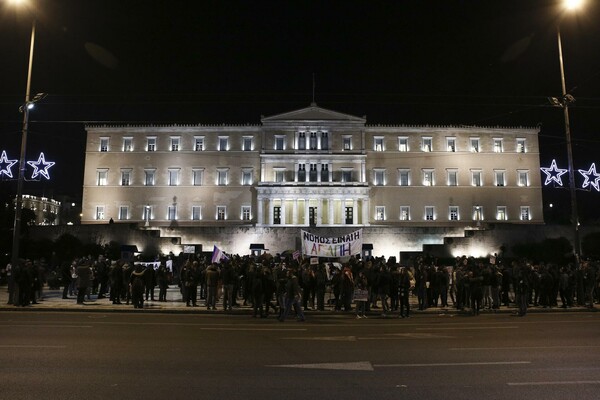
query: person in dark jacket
76 261 92 304
130 264 146 309
60 262 72 299
156 262 170 302
144 264 156 301
110 261 123 304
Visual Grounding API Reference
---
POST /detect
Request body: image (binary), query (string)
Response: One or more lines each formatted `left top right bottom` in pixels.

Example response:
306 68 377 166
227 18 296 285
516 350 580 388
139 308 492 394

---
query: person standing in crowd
129 264 146 309
96 256 109 299
156 262 170 302
341 265 354 312
279 269 305 322
122 263 134 305
251 266 266 318
398 266 413 318
315 263 328 311
110 261 123 305
220 261 236 311
469 267 483 316
514 262 530 317
76 261 92 304
416 264 428 311
205 263 219 310
143 264 156 302
262 265 278 317
354 270 368 319
4 262 15 305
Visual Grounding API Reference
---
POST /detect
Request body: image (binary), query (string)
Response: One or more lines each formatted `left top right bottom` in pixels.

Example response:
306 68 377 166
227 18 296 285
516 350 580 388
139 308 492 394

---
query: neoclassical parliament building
81 104 543 257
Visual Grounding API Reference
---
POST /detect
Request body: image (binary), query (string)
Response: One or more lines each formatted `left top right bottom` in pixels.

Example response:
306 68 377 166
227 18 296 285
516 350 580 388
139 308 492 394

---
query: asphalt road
1 312 599 400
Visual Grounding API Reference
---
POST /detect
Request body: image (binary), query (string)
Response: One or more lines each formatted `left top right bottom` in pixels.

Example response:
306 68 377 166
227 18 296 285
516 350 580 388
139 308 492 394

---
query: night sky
1 0 599 220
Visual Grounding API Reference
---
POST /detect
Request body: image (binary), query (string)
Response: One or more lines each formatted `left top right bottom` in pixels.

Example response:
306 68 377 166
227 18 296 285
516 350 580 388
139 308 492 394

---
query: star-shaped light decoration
27 152 55 180
0 150 18 178
578 163 600 192
540 159 568 186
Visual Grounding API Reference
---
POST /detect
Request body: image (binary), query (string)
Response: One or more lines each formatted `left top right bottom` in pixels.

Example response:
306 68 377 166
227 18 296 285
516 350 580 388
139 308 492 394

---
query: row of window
95 205 251 222
375 205 531 222
97 135 527 153
95 204 531 223
96 167 530 187
96 168 251 187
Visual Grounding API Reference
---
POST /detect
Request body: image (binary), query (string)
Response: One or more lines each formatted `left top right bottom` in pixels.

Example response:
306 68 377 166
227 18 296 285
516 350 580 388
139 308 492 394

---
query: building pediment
262 103 366 124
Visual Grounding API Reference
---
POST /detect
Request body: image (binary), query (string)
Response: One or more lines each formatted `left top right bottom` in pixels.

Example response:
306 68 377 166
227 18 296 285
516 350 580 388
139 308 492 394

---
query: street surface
1 312 599 400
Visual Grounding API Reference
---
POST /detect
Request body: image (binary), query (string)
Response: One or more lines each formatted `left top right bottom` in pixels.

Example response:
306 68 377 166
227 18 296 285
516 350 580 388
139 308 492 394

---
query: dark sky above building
0 0 599 219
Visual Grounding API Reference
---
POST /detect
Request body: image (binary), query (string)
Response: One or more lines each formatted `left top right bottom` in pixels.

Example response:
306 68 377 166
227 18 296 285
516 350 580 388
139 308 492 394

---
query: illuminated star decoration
578 163 600 192
27 152 55 180
0 150 18 178
540 159 568 186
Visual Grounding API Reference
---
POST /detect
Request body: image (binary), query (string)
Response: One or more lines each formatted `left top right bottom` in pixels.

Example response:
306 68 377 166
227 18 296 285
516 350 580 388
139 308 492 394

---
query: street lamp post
556 27 580 260
11 17 37 269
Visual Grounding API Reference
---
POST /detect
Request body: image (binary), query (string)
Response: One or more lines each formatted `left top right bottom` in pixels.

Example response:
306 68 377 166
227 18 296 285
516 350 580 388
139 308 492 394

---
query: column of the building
317 163 321 183
260 161 266 183
294 162 298 183
361 160 366 183
317 199 322 226
257 198 264 226
281 199 286 225
304 199 310 225
328 198 334 225
293 199 298 225
353 199 358 225
362 197 370 226
268 199 273 226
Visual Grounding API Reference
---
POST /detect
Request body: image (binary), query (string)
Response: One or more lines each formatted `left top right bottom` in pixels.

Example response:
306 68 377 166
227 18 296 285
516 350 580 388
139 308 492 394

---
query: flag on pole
211 245 228 264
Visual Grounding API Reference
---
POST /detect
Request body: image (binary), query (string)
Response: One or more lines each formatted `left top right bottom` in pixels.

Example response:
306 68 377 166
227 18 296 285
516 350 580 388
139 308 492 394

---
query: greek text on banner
301 229 362 258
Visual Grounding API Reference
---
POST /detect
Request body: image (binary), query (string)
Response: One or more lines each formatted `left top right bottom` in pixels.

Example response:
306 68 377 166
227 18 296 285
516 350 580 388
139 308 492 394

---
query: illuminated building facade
82 104 543 256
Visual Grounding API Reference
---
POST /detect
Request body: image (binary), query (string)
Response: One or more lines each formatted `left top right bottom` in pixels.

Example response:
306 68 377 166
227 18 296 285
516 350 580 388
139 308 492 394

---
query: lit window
216 206 226 220
243 137 253 151
375 206 385 221
168 169 180 186
494 138 503 153
495 170 506 187
470 138 480 152
95 206 105 220
217 169 228 186
447 169 458 186
120 169 131 186
310 132 318 150
471 170 482 187
99 137 109 152
119 206 128 220
374 169 385 186
123 137 133 152
144 170 155 186
449 206 459 221
275 136 285 150
97 169 108 186
218 137 229 151
516 138 526 153
398 169 410 186
192 169 204 186
147 137 156 152
398 137 409 152
425 206 435 221
423 169 434 186
195 137 205 151
520 206 531 221
192 206 202 221
343 136 352 151
518 170 529 187
168 206 177 221
496 206 507 221
473 206 484 221
241 206 251 221
298 132 306 150
170 137 180 151
400 206 410 221
446 137 456 152
422 137 432 152
374 137 384 152
242 169 253 185
143 206 152 221
273 206 281 224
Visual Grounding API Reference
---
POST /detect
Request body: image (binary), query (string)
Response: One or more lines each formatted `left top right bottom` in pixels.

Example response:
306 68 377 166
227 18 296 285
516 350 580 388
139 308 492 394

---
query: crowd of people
2 253 599 319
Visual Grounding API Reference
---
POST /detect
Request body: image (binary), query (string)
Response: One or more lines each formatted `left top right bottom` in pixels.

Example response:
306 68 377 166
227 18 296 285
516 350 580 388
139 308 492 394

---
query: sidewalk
0 285 597 315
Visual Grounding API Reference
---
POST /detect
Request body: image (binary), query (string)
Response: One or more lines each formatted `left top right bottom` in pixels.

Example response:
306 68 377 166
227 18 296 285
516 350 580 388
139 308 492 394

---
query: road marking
508 381 600 386
0 345 67 349
451 345 600 351
283 336 357 341
416 326 518 331
269 361 374 371
374 361 531 368
3 324 93 328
